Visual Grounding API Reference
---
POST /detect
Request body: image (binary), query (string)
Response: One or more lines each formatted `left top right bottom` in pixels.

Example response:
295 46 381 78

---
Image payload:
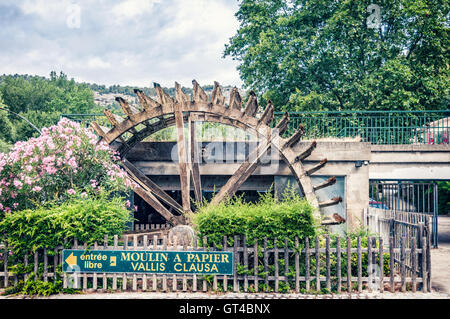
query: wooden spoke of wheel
126 172 184 226
211 128 280 205
174 100 191 212
189 116 202 203
122 158 184 214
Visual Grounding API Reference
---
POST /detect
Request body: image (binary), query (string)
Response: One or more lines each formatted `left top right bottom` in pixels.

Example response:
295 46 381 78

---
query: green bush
190 191 319 247
0 193 133 255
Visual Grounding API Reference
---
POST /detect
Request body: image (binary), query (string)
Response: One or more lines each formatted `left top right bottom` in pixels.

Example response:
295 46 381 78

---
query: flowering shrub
0 118 132 214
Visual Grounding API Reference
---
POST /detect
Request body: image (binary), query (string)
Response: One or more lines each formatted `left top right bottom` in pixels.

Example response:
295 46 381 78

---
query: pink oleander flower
32 186 42 192
0 118 131 212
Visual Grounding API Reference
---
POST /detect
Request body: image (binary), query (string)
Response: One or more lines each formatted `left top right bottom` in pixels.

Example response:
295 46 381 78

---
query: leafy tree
224 0 449 111
0 72 96 143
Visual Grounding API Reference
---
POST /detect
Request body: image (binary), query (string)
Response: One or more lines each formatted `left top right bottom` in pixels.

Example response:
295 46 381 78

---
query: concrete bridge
128 141 450 231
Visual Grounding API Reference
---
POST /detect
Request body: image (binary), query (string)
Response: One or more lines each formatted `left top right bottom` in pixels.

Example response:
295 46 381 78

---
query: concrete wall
369 145 450 180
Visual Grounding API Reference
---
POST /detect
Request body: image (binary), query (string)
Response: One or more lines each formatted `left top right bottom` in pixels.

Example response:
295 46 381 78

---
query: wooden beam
174 101 191 212
259 101 274 126
319 197 343 208
211 81 225 105
284 124 305 149
116 97 139 117
122 159 184 214
154 83 174 105
306 159 328 176
229 87 242 110
132 184 183 226
189 117 202 203
314 177 337 191
243 91 259 117
294 141 317 162
211 131 277 205
275 112 289 135
103 109 123 127
192 80 209 103
175 82 190 104
134 89 160 111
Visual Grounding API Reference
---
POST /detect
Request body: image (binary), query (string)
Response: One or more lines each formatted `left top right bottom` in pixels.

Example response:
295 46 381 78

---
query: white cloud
0 0 243 88
111 0 161 20
87 57 112 69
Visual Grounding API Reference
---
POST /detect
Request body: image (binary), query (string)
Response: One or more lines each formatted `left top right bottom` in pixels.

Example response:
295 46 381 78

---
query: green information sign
62 250 234 275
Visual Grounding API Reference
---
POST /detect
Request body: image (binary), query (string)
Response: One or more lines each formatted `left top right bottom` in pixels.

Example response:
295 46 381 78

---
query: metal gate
369 181 439 247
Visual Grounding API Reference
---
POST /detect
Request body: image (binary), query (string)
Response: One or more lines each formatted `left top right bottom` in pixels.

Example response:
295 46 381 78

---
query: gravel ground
1 291 448 299
431 216 450 294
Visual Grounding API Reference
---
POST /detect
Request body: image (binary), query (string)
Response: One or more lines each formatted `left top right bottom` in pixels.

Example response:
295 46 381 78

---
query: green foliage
191 190 319 247
0 194 133 255
224 0 449 112
4 278 62 297
437 181 450 215
0 72 96 143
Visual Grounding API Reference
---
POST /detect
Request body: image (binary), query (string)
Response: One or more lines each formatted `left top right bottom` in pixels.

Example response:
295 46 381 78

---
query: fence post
389 236 394 293
284 238 289 289
315 237 320 291
113 235 118 290
425 217 432 292
357 237 362 293
346 237 351 293
34 249 39 281
326 235 331 291
233 235 239 292
223 236 228 292
93 242 98 291
295 237 300 293
253 239 258 293
274 239 279 293
24 252 29 282
411 237 417 293
122 235 128 291
336 237 341 294
43 248 48 283
305 237 310 291
421 235 427 293
243 236 248 292
3 241 8 288
263 237 268 292
368 236 372 292
103 236 108 291
400 237 406 292
142 234 148 292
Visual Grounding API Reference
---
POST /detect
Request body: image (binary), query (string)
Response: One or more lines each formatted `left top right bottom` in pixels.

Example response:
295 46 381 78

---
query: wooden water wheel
90 81 345 228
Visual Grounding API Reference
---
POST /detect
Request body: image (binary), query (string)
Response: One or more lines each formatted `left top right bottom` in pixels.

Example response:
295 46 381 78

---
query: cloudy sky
0 0 243 88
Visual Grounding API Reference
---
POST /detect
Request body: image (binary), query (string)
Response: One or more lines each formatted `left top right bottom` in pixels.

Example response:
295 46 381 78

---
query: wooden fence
0 233 432 294
364 208 433 247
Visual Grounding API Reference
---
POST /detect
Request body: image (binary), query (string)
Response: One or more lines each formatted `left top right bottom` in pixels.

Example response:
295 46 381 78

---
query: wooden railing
0 232 432 294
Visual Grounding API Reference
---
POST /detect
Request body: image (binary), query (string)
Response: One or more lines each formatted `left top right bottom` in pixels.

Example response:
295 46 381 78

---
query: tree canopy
0 72 96 151
224 0 449 111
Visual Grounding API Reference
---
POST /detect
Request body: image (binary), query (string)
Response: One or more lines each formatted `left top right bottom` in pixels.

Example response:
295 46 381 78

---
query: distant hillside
1 73 246 112
85 82 246 111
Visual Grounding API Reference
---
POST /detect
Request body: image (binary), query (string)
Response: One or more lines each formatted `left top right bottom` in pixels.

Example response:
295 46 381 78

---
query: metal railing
62 110 450 145
274 110 449 145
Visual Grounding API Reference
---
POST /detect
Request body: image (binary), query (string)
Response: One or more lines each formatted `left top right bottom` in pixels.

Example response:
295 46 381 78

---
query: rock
168 225 197 247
